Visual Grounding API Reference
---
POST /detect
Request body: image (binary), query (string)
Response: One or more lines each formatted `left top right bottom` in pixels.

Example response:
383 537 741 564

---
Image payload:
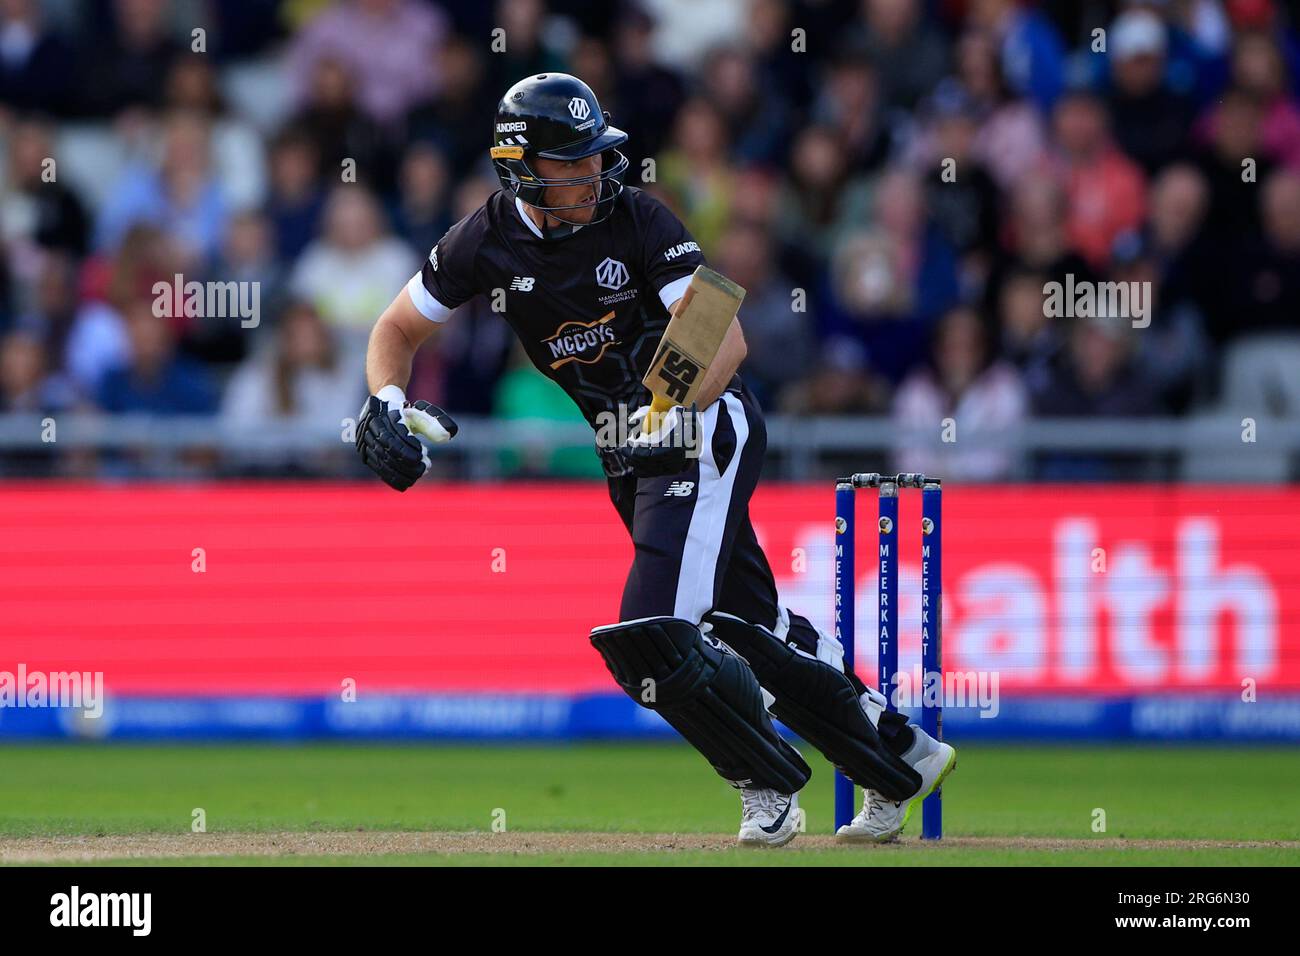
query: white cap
1112 10 1167 60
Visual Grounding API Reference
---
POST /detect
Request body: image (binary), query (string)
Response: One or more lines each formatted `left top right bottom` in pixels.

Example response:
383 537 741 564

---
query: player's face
534 153 604 224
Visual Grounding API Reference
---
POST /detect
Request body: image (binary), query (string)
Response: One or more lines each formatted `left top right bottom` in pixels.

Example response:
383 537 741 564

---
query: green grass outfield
1 743 1297 865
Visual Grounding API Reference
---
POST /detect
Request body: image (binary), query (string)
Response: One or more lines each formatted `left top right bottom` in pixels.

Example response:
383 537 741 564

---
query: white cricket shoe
737 787 800 847
836 729 956 843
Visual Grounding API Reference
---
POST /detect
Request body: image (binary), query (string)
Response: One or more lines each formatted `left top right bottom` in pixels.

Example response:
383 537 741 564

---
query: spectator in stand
657 98 735 255
569 34 616 108
774 124 875 289
1029 314 1164 478
985 176 1096 318
702 45 791 166
481 0 567 97
404 35 497 179
1051 89 1148 270
994 267 1061 381
389 143 452 259
287 0 446 126
187 210 284 368
11 252 79 378
1254 167 1300 317
746 0 815 119
1109 229 1213 413
0 330 69 412
1033 313 1161 416
163 54 267 211
221 300 363 436
74 0 181 118
0 328 69 476
893 305 1028 481
954 28 1049 191
779 337 889 416
1194 87 1275 238
1227 29 1300 168
849 0 949 111
0 0 76 117
728 165 812 310
1147 163 1216 321
0 119 90 272
97 300 218 415
967 0 1067 116
291 55 396 194
94 111 229 264
643 0 746 72
65 225 179 396
1207 168 1300 343
712 220 813 410
0 257 11 329
729 166 782 231
264 127 326 262
1227 0 1300 84
907 80 1002 294
609 8 685 173
1104 8 1198 175
1140 0 1234 105
209 0 288 60
288 185 417 364
820 166 960 384
212 211 283 308
811 52 894 176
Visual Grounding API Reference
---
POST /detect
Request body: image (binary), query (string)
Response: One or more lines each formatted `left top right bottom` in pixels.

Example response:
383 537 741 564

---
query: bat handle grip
644 395 675 437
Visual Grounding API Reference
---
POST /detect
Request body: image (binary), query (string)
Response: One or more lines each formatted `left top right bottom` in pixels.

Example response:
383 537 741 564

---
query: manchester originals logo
596 257 629 291
544 311 618 369
568 97 591 121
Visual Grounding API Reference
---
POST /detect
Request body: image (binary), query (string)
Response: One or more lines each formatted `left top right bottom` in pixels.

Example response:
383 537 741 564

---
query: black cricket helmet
491 73 629 225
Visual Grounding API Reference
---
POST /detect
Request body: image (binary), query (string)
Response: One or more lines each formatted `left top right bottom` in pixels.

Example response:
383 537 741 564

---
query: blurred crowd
1 0 1299 480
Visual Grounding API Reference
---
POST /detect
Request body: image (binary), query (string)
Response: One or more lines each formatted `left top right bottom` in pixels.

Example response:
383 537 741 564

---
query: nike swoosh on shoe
760 800 792 834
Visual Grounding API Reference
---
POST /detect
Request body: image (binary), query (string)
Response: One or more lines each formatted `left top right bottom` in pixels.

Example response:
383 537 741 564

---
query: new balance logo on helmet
510 277 535 291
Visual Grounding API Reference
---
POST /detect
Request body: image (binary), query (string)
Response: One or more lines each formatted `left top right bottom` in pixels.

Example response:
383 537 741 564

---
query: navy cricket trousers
606 382 781 630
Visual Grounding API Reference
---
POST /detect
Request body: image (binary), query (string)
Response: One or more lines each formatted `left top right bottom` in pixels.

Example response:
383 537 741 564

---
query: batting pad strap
859 687 887 728
703 612 921 801
590 617 811 794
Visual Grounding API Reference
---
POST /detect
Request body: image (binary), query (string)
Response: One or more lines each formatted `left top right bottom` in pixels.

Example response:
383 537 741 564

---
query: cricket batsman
357 73 956 845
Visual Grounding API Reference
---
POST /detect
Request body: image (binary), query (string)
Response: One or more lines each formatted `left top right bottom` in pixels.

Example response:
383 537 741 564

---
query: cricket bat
640 266 746 434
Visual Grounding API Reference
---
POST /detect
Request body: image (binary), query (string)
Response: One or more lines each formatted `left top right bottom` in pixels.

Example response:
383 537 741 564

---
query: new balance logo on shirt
510 277 535 291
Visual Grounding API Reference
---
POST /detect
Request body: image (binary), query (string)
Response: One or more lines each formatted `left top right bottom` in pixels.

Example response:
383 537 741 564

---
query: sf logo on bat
649 348 702 403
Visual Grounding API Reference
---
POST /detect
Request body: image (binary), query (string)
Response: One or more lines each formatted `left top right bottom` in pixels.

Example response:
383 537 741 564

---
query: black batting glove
616 403 701 479
356 395 457 491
